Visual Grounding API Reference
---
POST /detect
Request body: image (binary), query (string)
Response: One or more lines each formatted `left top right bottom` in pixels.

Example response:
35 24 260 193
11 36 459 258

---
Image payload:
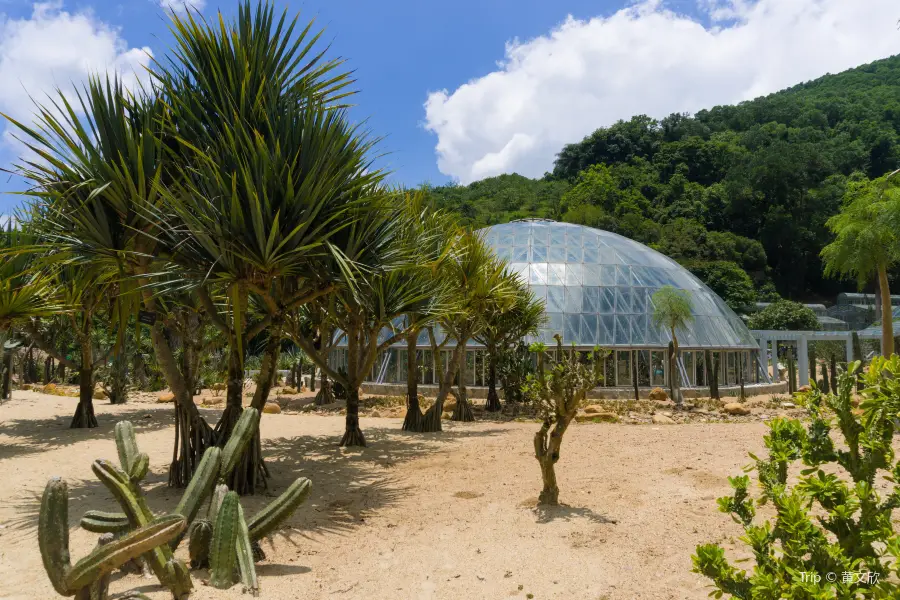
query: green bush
693 358 900 598
746 299 820 331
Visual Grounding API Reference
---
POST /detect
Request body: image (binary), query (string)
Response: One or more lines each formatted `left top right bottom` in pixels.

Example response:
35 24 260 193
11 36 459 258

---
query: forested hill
424 54 900 310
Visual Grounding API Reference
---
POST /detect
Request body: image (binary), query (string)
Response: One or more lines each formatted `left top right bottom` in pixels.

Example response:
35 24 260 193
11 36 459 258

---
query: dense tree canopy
746 300 821 331
425 54 900 302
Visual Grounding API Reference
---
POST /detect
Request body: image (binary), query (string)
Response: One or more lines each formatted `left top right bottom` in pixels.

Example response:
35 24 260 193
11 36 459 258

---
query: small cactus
38 477 185 599
220 408 260 479
247 477 312 542
188 519 213 569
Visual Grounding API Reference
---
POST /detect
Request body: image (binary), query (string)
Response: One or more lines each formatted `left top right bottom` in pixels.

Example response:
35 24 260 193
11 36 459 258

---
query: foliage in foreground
693 358 900 598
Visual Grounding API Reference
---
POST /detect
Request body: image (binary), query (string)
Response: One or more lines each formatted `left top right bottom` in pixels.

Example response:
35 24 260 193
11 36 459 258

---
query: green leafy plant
693 358 900 598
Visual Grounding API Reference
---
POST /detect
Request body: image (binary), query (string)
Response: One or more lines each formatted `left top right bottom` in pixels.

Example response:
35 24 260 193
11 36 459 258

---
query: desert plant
693 358 900 598
496 341 535 407
39 476 184 600
81 410 310 595
523 335 605 505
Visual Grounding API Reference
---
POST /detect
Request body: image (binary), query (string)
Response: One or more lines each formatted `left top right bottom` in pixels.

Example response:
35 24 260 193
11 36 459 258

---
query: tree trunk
829 354 838 392
821 361 830 394
402 332 424 432
341 387 366 447
44 355 53 385
706 350 719 400
1 349 11 401
533 415 573 506
422 339 466 432
878 265 894 356
56 360 66 383
452 350 474 422
315 368 333 405
632 350 639 401
309 363 316 392
70 342 97 428
485 348 501 412
853 331 865 392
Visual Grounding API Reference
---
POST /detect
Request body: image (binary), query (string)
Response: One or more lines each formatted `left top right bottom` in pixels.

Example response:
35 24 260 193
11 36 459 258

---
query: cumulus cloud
424 0 900 184
0 2 152 153
159 0 206 14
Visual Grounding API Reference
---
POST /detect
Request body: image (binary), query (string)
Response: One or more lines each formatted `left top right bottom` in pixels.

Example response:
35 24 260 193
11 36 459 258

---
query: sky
0 0 898 216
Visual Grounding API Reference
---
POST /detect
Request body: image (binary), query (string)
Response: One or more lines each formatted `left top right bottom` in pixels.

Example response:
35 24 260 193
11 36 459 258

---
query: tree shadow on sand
530 503 618 525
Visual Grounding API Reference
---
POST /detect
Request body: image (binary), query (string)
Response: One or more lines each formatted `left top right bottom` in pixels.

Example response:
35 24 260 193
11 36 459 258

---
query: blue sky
0 0 897 215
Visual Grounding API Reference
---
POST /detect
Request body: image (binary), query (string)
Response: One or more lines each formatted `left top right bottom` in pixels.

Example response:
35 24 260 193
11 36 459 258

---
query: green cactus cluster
38 407 313 597
188 478 312 594
38 476 185 600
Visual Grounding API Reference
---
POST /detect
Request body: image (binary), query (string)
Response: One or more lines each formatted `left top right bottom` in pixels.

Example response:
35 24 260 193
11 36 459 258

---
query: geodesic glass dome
484 219 759 349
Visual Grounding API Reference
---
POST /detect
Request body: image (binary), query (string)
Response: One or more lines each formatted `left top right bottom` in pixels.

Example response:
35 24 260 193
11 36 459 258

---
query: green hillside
425 54 900 308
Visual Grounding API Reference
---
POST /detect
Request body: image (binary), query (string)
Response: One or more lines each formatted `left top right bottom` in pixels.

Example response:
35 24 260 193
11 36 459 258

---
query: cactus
38 477 185 599
114 421 149 481
91 459 192 599
170 446 222 548
188 519 213 569
220 408 260 479
247 477 311 542
80 510 130 534
209 491 240 589
235 501 259 595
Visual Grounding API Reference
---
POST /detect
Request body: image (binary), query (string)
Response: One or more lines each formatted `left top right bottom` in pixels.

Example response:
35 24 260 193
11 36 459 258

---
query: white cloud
0 2 152 153
159 0 206 14
424 0 900 184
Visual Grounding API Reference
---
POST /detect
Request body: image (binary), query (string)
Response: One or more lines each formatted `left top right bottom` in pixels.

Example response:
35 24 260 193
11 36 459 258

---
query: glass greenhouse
332 220 768 392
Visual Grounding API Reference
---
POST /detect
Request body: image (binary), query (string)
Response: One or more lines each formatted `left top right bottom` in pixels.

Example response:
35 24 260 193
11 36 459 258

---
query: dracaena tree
2 76 224 484
416 232 517 432
651 285 694 406
287 191 447 446
152 1 378 490
473 272 545 412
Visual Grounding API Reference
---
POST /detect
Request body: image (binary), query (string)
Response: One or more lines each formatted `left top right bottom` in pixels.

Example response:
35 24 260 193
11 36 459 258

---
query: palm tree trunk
340 331 366 447
402 331 424 432
452 349 474 422
878 265 894 356
1 346 12 401
422 337 467 432
485 347 501 412
70 340 97 428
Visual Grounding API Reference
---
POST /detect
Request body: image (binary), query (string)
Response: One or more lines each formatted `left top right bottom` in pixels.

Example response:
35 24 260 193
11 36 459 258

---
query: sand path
0 391 765 599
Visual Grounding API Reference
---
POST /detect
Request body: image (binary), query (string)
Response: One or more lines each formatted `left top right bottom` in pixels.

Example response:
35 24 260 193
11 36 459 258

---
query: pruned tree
524 335 605 505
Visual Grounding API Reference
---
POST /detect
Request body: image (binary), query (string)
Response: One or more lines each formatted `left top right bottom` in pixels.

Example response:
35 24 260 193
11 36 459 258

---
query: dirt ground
0 389 774 600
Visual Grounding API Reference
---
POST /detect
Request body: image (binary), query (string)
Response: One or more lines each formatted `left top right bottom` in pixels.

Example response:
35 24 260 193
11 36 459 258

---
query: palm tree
651 286 694 406
152 1 377 486
287 192 448 445
822 175 900 357
418 232 517 431
473 272 545 412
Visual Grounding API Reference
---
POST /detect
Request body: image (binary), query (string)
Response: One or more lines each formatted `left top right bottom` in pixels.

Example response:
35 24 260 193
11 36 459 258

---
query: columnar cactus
75 408 310 597
38 477 185 600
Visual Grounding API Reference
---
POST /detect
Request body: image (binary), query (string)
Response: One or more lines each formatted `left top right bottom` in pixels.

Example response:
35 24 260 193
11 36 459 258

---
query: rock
203 396 223 406
442 411 452 420
797 385 811 393
92 389 107 400
443 400 458 414
780 401 796 409
652 414 675 424
20 384 32 391
281 387 298 395
41 383 59 395
649 387 668 401
157 392 175 403
591 411 620 423
723 402 750 416
262 402 282 414
583 405 604 415
371 410 382 418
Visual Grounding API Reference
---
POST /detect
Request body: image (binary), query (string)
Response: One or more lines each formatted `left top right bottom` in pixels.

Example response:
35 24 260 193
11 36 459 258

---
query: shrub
693 358 900 598
746 299 820 331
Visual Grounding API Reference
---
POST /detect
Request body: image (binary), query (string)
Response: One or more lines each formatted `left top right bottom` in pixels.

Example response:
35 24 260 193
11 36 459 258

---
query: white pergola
752 328 882 386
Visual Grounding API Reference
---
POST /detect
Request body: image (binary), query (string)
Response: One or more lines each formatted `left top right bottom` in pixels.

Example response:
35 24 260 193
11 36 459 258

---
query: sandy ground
0 390 772 600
